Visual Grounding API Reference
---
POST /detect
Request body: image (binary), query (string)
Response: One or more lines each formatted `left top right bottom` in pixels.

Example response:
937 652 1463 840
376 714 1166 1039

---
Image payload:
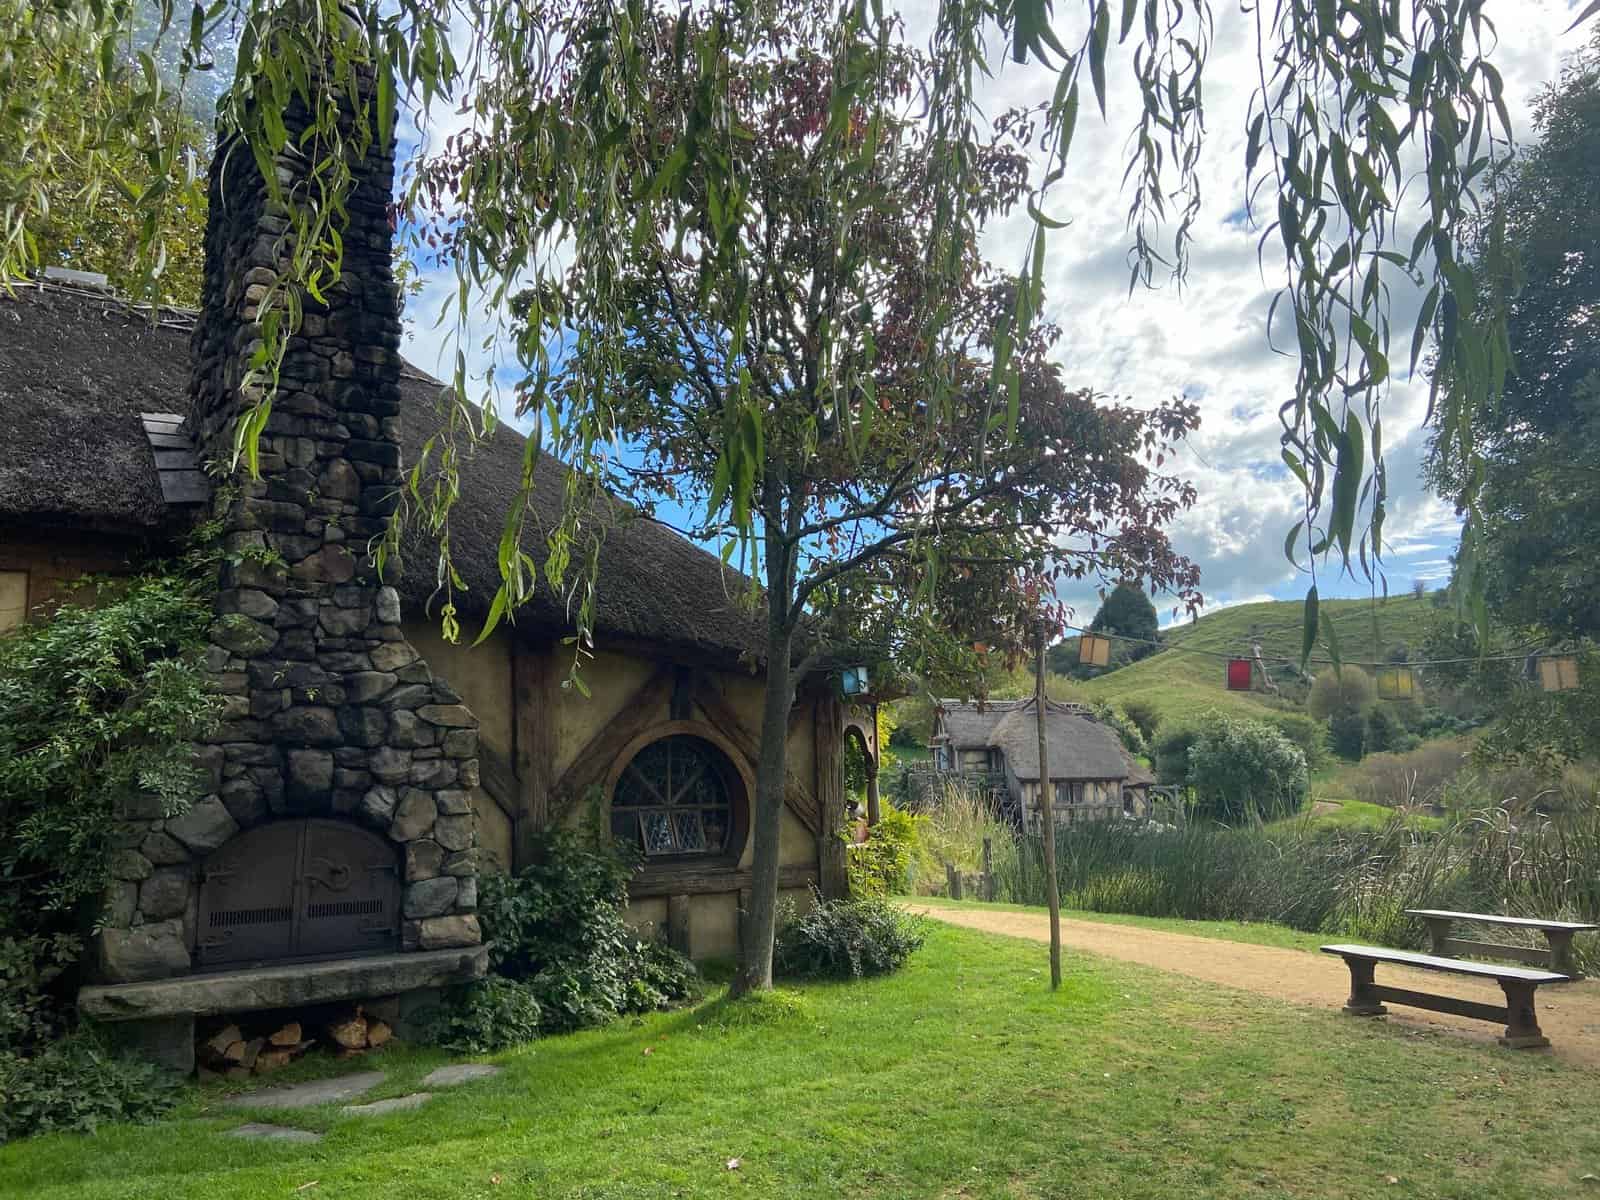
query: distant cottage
929 698 1153 827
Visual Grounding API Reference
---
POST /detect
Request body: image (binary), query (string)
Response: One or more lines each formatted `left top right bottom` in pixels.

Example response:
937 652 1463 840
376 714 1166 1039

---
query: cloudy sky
396 0 1595 627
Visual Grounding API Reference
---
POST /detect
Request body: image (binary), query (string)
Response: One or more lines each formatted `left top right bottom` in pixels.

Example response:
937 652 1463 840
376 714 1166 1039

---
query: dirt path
905 903 1600 1069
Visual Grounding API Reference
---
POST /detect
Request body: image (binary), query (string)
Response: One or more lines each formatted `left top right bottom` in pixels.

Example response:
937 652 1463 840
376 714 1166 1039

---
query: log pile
198 1008 394 1078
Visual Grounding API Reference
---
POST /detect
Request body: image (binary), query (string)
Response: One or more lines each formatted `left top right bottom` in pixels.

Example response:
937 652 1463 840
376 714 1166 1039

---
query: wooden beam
510 643 558 866
629 862 818 900
692 679 821 835
1369 985 1508 1025
814 693 848 900
551 666 676 807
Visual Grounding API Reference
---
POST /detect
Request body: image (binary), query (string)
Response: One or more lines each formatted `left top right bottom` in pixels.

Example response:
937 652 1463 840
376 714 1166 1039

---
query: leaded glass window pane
613 735 737 857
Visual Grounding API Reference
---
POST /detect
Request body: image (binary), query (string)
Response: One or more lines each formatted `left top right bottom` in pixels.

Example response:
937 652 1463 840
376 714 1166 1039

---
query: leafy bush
476 832 698 1035
1363 704 1408 754
1261 711 1329 770
1152 723 1201 786
0 1029 180 1143
1119 698 1161 742
1090 702 1146 756
773 895 925 979
1308 666 1376 721
846 804 920 897
1186 718 1308 823
418 976 544 1054
1329 709 1367 761
0 571 215 914
0 924 80 1054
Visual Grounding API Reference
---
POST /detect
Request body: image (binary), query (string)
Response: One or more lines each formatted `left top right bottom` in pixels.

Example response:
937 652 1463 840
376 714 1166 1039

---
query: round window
611 735 740 858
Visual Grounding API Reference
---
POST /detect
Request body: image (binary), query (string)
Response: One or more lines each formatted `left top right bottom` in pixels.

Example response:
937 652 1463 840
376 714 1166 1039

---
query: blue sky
393 1 1596 628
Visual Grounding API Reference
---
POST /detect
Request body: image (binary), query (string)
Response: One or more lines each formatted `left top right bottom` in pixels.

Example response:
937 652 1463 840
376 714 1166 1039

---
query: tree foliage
0 571 216 915
1186 718 1308 824
1428 31 1600 642
0 0 1586 665
1307 665 1376 721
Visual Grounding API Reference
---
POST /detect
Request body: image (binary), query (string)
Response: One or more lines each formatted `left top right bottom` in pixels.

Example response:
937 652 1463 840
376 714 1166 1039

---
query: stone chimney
90 41 482 987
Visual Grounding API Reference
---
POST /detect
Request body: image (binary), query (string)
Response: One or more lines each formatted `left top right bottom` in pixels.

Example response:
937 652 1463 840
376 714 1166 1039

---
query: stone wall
93 47 481 984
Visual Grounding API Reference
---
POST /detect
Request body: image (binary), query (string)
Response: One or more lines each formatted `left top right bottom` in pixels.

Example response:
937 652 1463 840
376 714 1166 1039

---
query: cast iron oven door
197 819 399 968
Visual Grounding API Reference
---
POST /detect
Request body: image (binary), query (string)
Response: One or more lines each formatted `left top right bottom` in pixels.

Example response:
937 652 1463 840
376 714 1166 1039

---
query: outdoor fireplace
197 820 400 968
74 44 487 1074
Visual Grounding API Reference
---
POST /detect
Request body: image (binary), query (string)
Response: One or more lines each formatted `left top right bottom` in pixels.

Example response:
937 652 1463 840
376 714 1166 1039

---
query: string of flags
1070 626 1582 694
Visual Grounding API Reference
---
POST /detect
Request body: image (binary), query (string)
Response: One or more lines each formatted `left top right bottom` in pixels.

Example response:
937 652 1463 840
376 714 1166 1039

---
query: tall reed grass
907 779 1017 896
991 808 1600 974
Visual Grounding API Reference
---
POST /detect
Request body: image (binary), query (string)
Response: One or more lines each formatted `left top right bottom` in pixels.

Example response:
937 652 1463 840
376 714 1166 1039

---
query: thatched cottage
930 698 1152 826
0 60 864 1069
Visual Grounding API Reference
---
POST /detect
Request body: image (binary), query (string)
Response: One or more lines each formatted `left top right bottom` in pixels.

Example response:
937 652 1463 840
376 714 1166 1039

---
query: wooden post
945 861 962 900
1036 621 1061 990
667 894 692 957
865 766 881 828
982 837 995 902
815 694 851 900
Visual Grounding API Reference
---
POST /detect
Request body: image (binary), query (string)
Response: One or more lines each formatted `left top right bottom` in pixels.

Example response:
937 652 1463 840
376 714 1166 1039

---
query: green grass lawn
5 922 1597 1199
905 895 1331 953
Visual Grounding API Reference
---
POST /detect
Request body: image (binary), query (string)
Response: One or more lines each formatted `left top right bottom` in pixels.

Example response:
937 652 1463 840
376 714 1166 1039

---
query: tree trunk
1036 622 1062 990
732 515 797 996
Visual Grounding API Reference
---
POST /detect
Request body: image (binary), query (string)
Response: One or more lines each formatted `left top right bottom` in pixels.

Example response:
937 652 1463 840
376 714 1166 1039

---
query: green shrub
0 924 80 1054
1261 711 1329 769
1152 723 1201 786
846 804 920 896
1187 719 1307 823
1329 709 1367 760
0 1029 180 1143
773 895 925 979
418 976 544 1054
1119 698 1161 742
1308 666 1376 721
0 572 216 916
1090 702 1146 756
476 831 698 1034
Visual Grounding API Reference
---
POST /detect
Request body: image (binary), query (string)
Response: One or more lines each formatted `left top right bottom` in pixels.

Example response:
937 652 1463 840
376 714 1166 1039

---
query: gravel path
906 903 1600 1069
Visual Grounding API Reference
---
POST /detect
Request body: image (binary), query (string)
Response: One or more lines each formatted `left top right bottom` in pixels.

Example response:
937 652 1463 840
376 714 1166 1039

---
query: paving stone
228 1122 323 1144
420 1064 502 1088
340 1092 433 1117
222 1070 385 1110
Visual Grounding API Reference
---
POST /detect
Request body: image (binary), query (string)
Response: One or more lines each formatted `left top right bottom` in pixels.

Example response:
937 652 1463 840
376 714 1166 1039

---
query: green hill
1063 592 1441 728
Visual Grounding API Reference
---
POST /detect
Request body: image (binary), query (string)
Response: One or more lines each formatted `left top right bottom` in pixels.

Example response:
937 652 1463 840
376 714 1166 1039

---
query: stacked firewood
199 1007 394 1077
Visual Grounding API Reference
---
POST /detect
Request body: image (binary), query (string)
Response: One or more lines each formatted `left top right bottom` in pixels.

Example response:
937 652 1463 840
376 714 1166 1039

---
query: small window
0 571 27 632
612 735 740 858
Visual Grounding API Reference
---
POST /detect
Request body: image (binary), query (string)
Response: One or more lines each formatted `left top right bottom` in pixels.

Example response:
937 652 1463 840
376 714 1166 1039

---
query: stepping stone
228 1123 322 1144
340 1092 432 1117
420 1064 502 1088
223 1070 386 1110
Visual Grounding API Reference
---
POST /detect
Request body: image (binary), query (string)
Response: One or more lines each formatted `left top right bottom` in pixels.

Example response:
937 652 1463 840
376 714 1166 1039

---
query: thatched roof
934 698 1147 783
0 279 769 664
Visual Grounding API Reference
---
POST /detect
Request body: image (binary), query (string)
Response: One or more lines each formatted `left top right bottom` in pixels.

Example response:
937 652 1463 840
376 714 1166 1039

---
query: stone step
340 1092 432 1117
420 1063 502 1088
228 1122 322 1144
223 1069 386 1110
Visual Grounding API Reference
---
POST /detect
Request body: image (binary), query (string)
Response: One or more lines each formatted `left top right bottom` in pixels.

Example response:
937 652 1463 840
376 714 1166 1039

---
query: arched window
611 735 741 858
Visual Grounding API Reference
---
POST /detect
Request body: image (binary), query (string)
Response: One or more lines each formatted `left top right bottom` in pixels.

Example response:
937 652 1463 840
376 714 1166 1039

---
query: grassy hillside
1067 592 1441 729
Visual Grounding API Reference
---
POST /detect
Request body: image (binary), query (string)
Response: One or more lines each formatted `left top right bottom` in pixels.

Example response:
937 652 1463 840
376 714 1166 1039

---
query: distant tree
1152 722 1202 787
1410 579 1428 601
1308 666 1376 722
1089 582 1161 653
1328 710 1368 762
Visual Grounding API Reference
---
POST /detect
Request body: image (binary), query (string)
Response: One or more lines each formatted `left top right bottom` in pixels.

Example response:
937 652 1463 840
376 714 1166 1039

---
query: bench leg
1423 917 1453 958
1341 958 1387 1017
1544 931 1581 979
1497 981 1550 1049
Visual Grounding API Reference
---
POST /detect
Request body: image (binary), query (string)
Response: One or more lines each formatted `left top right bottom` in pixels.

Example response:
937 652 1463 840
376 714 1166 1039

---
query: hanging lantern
1078 634 1112 668
1226 658 1253 691
1539 656 1580 692
1376 666 1416 700
840 665 870 696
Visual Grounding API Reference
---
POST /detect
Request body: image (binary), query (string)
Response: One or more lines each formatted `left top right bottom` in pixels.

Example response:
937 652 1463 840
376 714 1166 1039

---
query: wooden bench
1405 908 1597 979
1320 943 1568 1049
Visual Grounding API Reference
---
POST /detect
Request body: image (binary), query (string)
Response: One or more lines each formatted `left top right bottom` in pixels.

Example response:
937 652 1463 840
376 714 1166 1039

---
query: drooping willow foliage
1 0 1593 659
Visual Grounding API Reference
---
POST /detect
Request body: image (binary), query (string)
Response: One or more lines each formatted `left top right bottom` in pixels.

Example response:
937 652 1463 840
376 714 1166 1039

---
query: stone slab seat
77 944 488 1021
1320 942 1568 1049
